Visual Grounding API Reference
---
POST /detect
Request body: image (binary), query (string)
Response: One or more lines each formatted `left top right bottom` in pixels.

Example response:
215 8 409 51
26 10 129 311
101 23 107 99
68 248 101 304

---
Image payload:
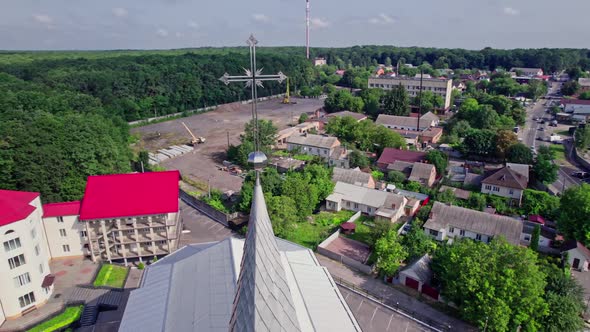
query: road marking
386 312 394 331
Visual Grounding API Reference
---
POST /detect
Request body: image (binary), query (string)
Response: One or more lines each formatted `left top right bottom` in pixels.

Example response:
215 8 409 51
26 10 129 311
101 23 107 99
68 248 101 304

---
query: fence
334 277 449 332
179 189 238 227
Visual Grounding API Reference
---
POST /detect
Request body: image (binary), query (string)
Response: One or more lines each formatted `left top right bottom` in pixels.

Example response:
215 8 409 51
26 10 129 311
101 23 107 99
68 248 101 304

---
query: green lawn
293 154 315 161
555 130 570 137
343 218 374 246
549 144 566 162
283 210 354 249
27 305 83 332
93 264 128 288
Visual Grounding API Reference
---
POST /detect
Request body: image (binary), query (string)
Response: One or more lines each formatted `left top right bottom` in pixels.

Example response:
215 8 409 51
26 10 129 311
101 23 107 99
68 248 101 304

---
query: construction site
131 97 325 192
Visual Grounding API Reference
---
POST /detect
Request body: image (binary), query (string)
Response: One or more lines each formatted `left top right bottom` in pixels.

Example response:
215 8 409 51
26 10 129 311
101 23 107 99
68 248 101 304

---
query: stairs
98 290 123 308
79 305 99 327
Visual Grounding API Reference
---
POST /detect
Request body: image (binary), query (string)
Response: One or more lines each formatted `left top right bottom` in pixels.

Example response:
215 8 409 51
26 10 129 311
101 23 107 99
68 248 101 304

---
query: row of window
4 238 21 252
483 185 515 195
14 272 31 287
448 227 488 242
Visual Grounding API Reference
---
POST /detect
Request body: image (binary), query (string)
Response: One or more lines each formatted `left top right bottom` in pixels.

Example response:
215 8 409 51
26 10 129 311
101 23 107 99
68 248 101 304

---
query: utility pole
306 0 310 59
227 131 230 148
208 178 211 199
417 69 424 148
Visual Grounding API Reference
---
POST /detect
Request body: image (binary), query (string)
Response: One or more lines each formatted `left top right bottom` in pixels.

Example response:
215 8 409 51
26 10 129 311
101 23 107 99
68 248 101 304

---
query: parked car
572 171 590 179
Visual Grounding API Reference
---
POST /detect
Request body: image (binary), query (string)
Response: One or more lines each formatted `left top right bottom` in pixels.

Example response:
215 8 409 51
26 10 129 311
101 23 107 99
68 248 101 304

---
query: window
30 228 37 239
59 229 67 237
8 254 26 269
429 229 439 236
44 287 51 294
460 229 465 236
39 263 44 274
367 207 372 213
62 245 70 253
14 273 31 287
18 292 35 308
525 236 531 241
484 185 492 190
80 231 87 238
476 234 482 241
354 203 359 209
156 240 167 245
57 216 64 223
34 244 40 256
449 227 454 233
493 186 500 192
3 238 21 252
125 229 134 235
509 189 514 195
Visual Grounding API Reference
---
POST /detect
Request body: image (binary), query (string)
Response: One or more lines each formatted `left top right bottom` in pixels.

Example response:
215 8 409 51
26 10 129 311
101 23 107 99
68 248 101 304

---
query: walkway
317 255 475 332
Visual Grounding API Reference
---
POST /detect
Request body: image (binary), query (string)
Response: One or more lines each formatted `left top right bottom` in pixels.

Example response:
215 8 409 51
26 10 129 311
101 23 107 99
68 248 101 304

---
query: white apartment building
368 76 453 109
0 190 53 321
42 201 87 258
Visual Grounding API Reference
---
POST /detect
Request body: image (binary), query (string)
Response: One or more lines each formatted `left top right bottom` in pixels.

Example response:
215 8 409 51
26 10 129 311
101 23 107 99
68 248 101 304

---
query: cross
219 34 287 164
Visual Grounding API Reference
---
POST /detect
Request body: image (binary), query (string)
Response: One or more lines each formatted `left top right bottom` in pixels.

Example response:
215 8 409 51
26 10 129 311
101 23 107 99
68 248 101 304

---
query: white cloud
187 21 199 29
175 32 183 38
32 14 53 24
310 17 329 29
156 28 169 37
503 7 520 16
369 14 395 25
112 8 128 18
252 13 270 23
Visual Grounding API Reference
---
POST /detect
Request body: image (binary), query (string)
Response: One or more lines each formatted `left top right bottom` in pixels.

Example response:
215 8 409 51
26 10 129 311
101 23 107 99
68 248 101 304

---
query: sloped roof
505 163 530 181
326 111 367 121
42 201 81 218
424 202 523 245
439 185 471 200
400 255 432 284
332 168 373 187
377 148 426 166
328 181 406 210
376 114 426 130
387 160 414 173
230 175 300 331
286 134 340 149
562 240 590 260
419 112 439 124
79 171 180 220
0 190 39 227
481 166 528 190
409 163 436 182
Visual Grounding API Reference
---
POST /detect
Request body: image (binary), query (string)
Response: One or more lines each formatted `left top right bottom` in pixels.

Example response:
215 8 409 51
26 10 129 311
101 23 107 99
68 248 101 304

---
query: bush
313 210 354 227
93 264 129 288
28 305 84 332
137 262 145 270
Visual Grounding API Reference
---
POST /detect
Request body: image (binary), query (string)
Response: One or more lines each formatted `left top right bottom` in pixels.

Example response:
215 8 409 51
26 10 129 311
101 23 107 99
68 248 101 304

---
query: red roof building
377 148 427 170
42 201 81 218
528 215 546 225
0 189 40 227
79 171 180 221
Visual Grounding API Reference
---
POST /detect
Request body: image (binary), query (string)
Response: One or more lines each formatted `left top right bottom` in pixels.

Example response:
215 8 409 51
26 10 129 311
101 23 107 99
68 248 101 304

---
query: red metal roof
528 215 546 225
377 148 426 166
41 274 55 288
0 190 40 227
561 98 590 105
43 201 81 218
79 171 180 221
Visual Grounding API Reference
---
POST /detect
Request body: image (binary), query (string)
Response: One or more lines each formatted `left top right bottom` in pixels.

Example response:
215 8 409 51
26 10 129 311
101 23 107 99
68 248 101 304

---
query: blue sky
1 0 589 50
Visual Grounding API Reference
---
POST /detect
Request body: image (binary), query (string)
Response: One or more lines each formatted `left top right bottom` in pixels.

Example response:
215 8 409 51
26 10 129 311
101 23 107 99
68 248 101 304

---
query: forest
1 45 590 202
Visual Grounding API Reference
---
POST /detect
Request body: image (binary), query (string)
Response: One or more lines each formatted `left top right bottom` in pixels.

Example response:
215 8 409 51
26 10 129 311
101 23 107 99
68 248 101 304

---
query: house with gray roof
399 255 433 293
286 133 341 161
326 181 408 223
423 202 523 245
481 165 529 206
387 161 437 187
332 167 375 189
120 176 361 332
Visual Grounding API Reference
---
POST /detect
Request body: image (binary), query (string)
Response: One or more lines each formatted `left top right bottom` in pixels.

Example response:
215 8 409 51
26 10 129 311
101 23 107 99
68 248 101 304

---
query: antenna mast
306 0 310 59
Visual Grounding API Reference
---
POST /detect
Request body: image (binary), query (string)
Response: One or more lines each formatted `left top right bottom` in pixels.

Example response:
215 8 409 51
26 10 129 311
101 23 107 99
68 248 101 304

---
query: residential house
452 81 466 92
480 165 529 206
423 202 523 245
376 148 426 170
387 161 437 187
399 255 433 293
562 240 590 272
510 67 544 77
329 146 351 169
276 121 320 146
521 221 560 249
376 112 439 131
286 133 340 160
438 185 471 200
561 99 590 122
368 76 453 109
325 111 368 122
331 167 376 189
313 57 327 66
579 78 590 88
325 182 408 223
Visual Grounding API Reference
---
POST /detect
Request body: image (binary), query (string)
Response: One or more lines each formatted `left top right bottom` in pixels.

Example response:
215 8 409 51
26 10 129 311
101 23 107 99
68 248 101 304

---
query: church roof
229 175 301 331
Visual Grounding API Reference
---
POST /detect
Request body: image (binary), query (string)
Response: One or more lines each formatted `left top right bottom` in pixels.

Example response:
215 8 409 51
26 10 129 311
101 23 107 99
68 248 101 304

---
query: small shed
399 254 433 293
528 215 546 225
562 240 590 272
340 222 356 235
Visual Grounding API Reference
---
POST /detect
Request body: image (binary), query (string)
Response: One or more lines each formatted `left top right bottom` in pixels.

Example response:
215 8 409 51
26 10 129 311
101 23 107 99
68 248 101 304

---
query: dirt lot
132 97 324 192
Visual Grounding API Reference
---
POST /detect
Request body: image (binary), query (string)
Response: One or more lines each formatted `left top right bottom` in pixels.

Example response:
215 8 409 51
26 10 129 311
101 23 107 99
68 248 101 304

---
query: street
519 81 583 194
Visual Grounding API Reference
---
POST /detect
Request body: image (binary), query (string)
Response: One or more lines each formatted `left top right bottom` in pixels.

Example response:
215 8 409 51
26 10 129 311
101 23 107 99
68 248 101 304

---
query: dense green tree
371 125 406 154
467 192 487 211
387 170 406 184
506 143 534 164
522 189 560 219
380 84 410 116
348 150 370 168
530 224 540 252
298 113 309 124
282 172 319 220
558 184 590 245
494 130 518 159
431 238 548 331
413 91 444 114
579 91 590 100
374 230 407 276
526 80 548 101
402 225 437 261
533 146 559 184
487 75 522 96
266 194 298 236
358 88 383 116
324 89 364 113
405 181 422 192
425 150 448 175
461 129 496 156
574 125 590 149
561 81 580 96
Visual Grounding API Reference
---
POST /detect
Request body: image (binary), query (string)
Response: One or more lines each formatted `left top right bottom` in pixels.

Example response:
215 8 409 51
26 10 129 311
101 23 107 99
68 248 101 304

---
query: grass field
283 210 354 249
343 217 375 247
93 264 128 288
27 305 83 332
549 144 566 162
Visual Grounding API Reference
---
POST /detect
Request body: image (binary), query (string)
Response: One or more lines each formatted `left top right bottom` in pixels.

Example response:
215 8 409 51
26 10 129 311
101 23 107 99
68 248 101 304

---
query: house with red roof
376 148 427 170
0 190 54 322
41 201 83 259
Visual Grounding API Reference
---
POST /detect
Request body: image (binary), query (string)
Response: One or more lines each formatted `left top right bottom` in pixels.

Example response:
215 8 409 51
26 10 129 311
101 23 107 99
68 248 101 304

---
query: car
572 171 590 179
540 120 546 124
400 224 412 235
539 127 545 131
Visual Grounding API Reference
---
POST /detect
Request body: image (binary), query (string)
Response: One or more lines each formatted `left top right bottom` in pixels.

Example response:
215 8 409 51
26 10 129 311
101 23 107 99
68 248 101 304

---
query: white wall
42 215 88 258
424 226 492 243
520 233 551 248
287 143 331 159
0 197 52 319
568 248 589 271
481 184 523 201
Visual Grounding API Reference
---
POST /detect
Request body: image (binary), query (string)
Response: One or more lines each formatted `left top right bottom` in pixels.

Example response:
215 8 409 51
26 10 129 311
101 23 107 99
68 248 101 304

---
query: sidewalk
317 254 475 332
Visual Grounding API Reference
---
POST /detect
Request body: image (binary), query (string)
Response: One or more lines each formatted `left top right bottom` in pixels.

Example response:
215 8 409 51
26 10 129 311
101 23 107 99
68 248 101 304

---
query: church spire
229 173 301 331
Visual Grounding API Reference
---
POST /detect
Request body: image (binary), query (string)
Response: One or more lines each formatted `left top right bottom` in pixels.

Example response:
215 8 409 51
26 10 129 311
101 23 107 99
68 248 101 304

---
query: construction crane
282 77 297 104
181 122 206 145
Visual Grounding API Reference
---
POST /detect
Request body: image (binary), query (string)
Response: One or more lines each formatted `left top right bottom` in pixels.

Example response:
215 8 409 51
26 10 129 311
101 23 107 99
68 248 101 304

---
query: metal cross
219 34 287 154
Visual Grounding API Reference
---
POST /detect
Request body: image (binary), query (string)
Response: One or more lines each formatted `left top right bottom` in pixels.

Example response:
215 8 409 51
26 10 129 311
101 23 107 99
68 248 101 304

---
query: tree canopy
558 184 590 245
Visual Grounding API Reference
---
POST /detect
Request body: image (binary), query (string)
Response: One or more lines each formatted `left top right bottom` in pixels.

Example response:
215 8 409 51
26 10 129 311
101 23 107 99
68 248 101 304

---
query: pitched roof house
423 202 523 245
481 166 528 206
377 148 426 170
387 161 437 187
332 167 375 189
562 240 590 272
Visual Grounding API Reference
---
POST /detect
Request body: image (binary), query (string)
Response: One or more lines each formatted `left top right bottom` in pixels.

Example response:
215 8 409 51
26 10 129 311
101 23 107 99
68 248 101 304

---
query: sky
1 0 589 50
